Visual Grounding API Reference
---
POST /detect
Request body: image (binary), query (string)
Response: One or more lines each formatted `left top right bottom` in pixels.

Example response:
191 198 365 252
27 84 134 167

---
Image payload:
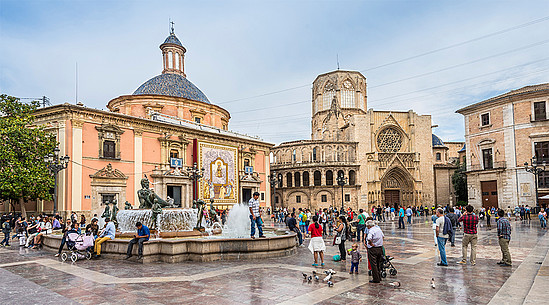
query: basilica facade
271 70 462 211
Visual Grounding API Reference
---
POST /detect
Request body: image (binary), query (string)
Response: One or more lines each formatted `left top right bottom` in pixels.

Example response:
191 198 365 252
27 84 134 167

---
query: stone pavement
0 216 547 305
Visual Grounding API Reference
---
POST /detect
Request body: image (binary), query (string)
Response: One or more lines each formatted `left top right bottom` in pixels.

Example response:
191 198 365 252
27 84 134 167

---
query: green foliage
0 94 56 203
452 161 468 204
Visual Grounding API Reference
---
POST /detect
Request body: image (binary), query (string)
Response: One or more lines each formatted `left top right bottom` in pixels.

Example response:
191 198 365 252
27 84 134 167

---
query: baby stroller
61 232 94 262
368 247 398 278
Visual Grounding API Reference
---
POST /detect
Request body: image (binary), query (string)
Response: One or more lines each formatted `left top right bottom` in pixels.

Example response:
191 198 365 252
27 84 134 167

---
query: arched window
278 173 283 188
323 82 335 110
286 173 292 187
292 149 296 162
294 172 301 187
303 171 309 186
175 52 180 70
314 171 321 186
341 80 355 108
312 148 317 161
168 51 173 68
349 170 356 185
326 170 333 186
436 152 441 161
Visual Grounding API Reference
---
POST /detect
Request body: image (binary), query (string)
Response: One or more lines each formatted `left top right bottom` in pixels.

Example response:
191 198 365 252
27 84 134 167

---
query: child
348 243 362 274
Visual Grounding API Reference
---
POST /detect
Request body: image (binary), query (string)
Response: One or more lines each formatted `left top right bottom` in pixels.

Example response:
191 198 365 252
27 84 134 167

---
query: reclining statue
137 176 174 209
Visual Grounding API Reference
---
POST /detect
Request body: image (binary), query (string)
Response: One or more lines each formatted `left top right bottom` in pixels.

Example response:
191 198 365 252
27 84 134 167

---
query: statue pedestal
193 227 205 233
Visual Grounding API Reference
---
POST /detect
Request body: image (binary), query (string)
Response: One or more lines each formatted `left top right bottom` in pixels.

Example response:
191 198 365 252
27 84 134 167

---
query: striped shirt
249 198 260 217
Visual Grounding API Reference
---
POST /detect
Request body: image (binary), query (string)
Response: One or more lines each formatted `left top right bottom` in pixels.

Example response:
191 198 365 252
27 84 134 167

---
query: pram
368 247 398 278
61 232 94 262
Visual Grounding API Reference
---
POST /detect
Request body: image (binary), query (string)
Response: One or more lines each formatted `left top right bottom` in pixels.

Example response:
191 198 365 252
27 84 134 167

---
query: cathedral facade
271 70 461 211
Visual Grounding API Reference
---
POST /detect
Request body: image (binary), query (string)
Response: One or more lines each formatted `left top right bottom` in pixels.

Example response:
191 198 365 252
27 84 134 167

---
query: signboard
197 141 239 204
245 166 254 174
170 158 183 168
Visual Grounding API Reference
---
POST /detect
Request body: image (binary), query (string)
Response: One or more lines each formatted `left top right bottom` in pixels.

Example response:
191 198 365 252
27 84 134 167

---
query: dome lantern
160 22 186 77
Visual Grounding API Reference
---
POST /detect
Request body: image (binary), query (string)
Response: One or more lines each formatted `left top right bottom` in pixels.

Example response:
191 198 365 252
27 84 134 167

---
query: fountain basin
43 227 297 263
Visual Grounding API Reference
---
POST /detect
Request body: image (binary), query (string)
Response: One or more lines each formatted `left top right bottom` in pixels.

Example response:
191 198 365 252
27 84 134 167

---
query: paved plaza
1 217 548 305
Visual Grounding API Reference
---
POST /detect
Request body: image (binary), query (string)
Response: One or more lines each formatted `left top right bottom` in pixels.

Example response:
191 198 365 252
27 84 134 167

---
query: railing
468 161 506 171
271 160 359 168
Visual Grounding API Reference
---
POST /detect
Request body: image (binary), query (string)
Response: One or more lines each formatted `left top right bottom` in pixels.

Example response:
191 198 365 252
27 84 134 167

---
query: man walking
435 208 450 266
125 221 150 260
398 206 405 229
365 220 384 283
406 206 413 224
458 205 479 266
356 209 366 242
496 210 512 266
249 192 265 238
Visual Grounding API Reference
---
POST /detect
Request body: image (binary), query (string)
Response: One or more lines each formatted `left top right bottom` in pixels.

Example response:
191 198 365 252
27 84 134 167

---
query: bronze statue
101 203 111 219
137 175 174 209
151 198 162 229
208 199 219 224
111 199 119 225
193 199 206 230
124 201 133 210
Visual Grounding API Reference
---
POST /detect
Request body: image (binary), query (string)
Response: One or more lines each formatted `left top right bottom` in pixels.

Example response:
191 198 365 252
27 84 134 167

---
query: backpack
302 214 307 222
2 222 10 232
442 216 453 235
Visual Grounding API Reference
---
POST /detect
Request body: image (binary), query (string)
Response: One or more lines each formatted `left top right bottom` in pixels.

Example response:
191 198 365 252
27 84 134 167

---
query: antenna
337 54 340 70
75 61 78 104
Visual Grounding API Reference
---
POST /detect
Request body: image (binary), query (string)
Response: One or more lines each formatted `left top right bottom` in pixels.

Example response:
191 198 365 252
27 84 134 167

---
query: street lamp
524 156 547 211
43 147 70 214
268 174 279 211
336 172 347 212
187 162 204 201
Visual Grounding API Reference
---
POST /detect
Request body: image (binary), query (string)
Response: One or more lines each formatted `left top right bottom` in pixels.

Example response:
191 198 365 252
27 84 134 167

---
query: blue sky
1 0 548 144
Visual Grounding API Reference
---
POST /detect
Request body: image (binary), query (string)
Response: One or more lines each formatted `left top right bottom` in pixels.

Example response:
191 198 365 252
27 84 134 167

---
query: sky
1 0 548 145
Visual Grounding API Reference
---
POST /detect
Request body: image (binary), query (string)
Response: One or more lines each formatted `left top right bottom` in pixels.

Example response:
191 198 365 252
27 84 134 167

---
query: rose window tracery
377 128 403 152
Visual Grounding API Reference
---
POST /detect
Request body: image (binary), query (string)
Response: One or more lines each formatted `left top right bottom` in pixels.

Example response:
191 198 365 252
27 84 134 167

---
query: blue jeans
250 215 263 237
293 228 303 245
299 224 306 233
398 217 405 229
540 218 547 228
437 236 448 265
356 224 366 242
407 215 411 224
0 232 9 245
350 262 359 273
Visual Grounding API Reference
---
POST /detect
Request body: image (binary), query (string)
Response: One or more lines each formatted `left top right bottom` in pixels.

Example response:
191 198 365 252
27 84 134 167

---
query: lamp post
43 147 70 214
187 162 204 201
269 174 279 211
336 173 347 212
524 156 547 211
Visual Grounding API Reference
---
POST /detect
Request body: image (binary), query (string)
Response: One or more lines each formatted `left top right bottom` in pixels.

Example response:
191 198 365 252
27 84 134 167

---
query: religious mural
198 141 238 204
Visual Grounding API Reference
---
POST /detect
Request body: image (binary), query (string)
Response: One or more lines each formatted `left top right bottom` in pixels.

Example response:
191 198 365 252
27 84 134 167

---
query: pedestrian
298 208 306 234
365 220 384 283
287 212 303 247
406 206 412 224
458 205 479 265
447 207 459 247
435 208 449 266
125 221 150 260
308 215 325 267
398 206 405 229
348 243 362 274
334 215 348 261
248 192 265 239
94 217 115 258
538 210 547 229
496 209 512 266
486 208 492 227
1 218 11 247
356 209 366 242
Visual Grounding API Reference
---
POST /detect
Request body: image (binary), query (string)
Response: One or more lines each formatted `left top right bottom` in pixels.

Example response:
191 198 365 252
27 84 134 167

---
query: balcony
468 161 506 172
270 160 359 169
239 170 262 183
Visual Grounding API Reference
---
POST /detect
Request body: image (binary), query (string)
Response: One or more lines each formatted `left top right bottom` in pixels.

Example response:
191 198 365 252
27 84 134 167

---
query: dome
432 134 446 148
133 73 210 103
458 143 466 153
162 33 183 47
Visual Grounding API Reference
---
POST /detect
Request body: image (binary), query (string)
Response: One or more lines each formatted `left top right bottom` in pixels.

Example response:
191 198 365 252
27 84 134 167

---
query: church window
534 101 547 121
377 128 403 152
175 52 180 70
326 170 333 186
535 141 549 162
168 51 173 69
341 80 355 108
312 148 317 161
303 171 309 186
96 124 124 160
345 194 350 202
349 170 356 185
103 141 115 158
481 113 490 126
539 171 549 188
244 158 250 167
296 195 301 203
194 117 201 124
321 195 327 202
482 148 493 169
292 149 296 162
286 173 292 187
278 173 283 188
436 152 441 161
323 82 335 111
314 171 321 186
294 172 301 187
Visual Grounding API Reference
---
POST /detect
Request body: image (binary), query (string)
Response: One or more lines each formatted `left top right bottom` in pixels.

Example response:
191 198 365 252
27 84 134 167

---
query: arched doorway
381 166 414 207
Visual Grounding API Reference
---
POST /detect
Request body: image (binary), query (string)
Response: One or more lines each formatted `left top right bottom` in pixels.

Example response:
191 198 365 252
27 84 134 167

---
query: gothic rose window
377 128 403 152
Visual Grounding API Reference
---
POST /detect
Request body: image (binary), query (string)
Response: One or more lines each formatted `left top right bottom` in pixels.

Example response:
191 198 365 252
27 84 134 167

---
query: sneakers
54 253 60 257
457 260 467 265
471 262 476 266
437 262 448 266
124 255 132 260
137 255 143 260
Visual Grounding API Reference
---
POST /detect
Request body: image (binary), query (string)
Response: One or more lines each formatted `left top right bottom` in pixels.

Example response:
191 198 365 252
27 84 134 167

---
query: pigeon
312 270 317 276
327 281 334 287
302 272 307 279
314 275 320 281
307 276 312 282
389 281 401 288
323 273 332 282
328 269 336 275
324 270 331 275
431 278 435 289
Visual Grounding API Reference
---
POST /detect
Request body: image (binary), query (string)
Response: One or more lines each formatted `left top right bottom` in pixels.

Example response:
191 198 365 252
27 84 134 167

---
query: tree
452 160 468 205
0 94 57 216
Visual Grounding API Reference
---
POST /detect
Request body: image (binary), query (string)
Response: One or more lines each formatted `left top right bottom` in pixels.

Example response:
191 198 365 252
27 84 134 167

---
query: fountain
42 179 297 262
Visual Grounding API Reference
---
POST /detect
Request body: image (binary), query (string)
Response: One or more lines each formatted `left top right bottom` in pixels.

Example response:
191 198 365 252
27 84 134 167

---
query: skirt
309 236 326 253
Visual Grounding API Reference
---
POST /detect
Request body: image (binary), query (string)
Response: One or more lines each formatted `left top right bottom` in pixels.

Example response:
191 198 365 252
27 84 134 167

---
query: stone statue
193 199 206 230
151 198 162 229
101 202 111 219
208 199 219 223
166 196 175 206
111 199 119 225
137 175 174 209
124 201 133 210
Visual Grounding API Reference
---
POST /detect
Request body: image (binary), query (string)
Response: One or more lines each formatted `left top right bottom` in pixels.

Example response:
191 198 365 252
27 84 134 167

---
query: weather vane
170 20 175 34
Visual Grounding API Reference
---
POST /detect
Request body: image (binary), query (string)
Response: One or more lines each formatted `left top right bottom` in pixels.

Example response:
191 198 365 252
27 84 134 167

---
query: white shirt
436 216 449 239
248 198 260 217
366 225 384 248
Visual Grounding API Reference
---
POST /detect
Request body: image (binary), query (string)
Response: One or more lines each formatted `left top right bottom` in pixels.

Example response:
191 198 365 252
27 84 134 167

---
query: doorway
167 185 182 207
384 190 400 206
481 180 498 209
242 188 252 204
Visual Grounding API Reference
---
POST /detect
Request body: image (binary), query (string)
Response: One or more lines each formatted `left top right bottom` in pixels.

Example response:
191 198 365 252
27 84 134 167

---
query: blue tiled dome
458 143 466 153
163 34 183 47
133 73 210 103
432 134 446 148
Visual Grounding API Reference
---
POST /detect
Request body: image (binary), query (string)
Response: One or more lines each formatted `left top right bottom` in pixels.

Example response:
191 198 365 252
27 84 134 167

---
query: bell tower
160 22 187 77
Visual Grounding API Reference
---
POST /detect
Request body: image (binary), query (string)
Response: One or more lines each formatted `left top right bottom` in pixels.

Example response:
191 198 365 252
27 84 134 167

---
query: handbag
334 236 342 245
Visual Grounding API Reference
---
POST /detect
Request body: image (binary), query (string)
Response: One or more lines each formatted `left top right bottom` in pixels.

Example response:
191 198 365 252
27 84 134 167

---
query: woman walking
308 215 325 266
335 216 348 261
